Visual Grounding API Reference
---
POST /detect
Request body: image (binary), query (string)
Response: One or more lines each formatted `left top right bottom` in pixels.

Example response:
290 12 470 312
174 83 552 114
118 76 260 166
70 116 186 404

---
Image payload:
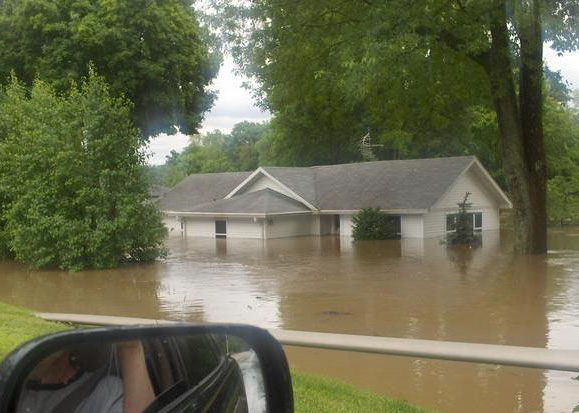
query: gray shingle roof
262 167 316 203
160 156 482 213
186 188 311 214
159 171 251 211
312 156 475 210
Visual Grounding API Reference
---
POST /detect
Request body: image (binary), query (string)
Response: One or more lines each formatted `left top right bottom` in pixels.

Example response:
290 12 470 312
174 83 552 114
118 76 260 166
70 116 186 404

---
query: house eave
162 210 312 218
319 209 428 215
223 167 317 211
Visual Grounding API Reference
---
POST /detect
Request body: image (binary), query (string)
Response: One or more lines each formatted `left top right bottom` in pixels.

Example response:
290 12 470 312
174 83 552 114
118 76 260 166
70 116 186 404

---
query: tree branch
416 26 490 70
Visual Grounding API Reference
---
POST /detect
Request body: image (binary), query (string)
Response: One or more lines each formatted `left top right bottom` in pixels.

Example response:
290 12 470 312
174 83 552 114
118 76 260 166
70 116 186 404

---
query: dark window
474 212 482 230
446 214 458 232
390 215 402 236
215 220 227 238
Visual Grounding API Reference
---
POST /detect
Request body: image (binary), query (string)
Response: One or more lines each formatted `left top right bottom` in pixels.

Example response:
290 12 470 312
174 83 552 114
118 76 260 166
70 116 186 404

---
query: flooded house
158 156 511 239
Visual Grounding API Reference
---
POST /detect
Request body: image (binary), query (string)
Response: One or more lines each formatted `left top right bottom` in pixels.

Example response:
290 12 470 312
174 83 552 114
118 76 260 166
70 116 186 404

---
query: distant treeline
152 86 579 226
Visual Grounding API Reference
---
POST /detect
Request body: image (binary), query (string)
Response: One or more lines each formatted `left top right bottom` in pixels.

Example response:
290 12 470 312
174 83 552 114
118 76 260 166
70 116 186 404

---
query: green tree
213 0 579 254
158 121 271 186
0 71 166 270
225 121 268 170
446 192 481 246
544 92 579 225
0 0 219 137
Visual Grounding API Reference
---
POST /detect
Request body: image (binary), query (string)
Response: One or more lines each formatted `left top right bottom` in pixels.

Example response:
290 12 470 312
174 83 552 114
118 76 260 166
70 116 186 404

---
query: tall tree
0 0 219 137
213 0 579 254
0 71 166 270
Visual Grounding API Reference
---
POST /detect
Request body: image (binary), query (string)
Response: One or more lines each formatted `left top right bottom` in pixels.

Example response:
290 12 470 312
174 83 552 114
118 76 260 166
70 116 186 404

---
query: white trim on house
470 158 512 208
224 167 317 211
432 158 512 210
319 209 428 215
163 210 313 218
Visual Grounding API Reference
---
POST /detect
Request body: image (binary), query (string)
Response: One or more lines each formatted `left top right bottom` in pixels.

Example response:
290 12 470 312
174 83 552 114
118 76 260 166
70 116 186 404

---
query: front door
215 220 227 238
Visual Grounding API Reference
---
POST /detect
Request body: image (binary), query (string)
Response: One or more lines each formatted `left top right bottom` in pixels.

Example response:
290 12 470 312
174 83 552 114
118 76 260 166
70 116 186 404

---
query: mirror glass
15 333 266 413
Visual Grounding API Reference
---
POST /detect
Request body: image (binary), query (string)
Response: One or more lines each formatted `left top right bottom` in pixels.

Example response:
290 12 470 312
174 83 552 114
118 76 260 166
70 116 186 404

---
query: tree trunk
518 0 547 254
486 0 547 254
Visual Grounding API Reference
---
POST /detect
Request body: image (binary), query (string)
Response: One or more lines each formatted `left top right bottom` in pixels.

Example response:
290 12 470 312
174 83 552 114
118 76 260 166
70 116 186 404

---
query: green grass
292 370 427 413
0 301 69 359
0 302 427 412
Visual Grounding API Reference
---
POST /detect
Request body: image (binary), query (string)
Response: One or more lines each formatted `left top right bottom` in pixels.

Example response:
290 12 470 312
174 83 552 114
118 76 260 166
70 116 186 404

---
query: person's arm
117 341 155 413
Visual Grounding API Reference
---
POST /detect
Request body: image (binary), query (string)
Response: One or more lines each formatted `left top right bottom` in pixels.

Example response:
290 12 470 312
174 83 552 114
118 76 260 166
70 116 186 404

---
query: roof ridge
309 156 476 169
182 170 253 177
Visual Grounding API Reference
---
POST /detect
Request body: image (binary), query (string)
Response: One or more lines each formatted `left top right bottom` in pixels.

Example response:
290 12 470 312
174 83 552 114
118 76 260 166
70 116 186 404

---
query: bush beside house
352 208 400 241
446 192 481 246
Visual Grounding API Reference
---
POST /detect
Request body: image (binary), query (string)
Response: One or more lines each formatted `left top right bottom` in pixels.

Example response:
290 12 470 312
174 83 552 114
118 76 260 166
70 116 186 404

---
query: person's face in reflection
28 349 79 385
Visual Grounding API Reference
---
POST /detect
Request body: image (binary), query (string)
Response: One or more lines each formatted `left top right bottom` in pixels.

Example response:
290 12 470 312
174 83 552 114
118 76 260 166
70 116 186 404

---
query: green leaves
352 208 400 241
0 0 219 137
156 121 270 187
0 71 166 270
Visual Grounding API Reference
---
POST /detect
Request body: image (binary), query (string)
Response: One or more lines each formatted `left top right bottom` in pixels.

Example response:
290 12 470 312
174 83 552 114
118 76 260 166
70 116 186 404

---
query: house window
446 214 458 232
474 212 482 231
446 212 482 232
215 220 227 238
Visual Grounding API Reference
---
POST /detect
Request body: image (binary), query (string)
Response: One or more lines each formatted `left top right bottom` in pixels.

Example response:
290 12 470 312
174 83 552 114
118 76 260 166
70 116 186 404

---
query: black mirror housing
0 324 293 413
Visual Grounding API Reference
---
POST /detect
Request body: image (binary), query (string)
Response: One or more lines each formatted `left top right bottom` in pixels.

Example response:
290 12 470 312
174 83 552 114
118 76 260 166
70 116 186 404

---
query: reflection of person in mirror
17 341 155 413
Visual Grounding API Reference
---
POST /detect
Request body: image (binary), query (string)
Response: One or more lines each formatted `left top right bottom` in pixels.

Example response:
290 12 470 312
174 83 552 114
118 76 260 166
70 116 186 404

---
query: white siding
421 167 504 238
311 215 321 235
265 215 315 239
339 215 354 237
163 216 182 237
401 215 424 238
435 168 498 209
184 217 214 238
423 207 500 238
239 173 299 201
227 218 264 239
481 208 500 230
423 210 447 239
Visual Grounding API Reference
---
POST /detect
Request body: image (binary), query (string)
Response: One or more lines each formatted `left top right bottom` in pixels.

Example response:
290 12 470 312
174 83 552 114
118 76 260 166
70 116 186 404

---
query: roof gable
160 156 510 213
432 158 512 209
182 188 312 215
224 167 316 210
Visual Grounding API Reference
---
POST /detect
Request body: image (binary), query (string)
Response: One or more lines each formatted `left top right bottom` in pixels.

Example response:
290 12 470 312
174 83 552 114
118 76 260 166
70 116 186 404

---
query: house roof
261 166 317 203
160 156 510 214
313 156 476 210
183 188 311 215
159 171 251 212
150 185 170 198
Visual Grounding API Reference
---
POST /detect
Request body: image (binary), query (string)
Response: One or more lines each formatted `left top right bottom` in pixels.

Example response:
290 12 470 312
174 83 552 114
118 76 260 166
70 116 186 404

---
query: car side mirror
0 324 293 413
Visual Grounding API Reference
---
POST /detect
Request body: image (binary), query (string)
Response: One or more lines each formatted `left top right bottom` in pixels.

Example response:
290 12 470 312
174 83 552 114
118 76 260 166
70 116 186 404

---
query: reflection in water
0 229 579 412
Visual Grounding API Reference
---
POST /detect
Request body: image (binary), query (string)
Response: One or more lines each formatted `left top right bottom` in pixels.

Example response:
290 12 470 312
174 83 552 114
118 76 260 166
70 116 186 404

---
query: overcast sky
146 47 579 166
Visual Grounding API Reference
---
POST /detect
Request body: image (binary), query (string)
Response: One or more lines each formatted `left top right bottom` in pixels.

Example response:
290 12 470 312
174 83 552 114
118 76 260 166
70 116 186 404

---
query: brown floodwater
1 229 579 412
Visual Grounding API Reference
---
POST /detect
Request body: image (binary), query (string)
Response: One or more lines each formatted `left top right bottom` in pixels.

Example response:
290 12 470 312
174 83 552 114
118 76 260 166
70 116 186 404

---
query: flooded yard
1 229 579 412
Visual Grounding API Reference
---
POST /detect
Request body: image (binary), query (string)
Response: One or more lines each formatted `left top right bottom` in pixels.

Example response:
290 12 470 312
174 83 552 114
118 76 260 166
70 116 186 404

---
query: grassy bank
0 301 68 358
292 371 426 413
0 302 427 412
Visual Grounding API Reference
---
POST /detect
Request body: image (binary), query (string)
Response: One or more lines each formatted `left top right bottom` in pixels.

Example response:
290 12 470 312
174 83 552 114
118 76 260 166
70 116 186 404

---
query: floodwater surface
1 229 579 412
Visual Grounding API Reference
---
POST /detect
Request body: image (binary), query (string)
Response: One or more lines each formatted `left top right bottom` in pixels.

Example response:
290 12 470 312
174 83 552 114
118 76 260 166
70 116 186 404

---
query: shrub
446 192 481 246
0 70 167 270
352 208 400 240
